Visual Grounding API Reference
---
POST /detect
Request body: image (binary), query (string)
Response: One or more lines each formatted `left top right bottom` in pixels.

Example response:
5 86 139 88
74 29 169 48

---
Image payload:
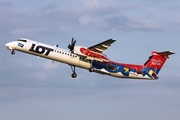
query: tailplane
143 51 175 79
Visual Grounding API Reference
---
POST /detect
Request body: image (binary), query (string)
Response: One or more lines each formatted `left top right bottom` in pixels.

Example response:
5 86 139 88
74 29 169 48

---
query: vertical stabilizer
143 51 174 79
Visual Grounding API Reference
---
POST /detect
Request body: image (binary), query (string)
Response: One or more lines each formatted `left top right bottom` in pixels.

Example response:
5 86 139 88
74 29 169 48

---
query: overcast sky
0 0 180 120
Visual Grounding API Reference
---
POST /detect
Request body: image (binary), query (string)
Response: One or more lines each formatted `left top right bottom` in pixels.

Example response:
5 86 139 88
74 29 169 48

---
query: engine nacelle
74 46 86 56
74 46 109 62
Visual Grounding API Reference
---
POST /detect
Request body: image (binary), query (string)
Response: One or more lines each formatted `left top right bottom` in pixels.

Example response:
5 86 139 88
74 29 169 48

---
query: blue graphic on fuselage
92 61 118 73
92 61 134 76
91 61 160 79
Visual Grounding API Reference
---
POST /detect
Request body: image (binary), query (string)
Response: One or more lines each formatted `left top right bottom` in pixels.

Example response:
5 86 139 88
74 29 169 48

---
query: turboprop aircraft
5 38 174 80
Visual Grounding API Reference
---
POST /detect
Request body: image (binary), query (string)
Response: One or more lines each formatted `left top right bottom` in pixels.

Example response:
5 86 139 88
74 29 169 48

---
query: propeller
68 37 76 53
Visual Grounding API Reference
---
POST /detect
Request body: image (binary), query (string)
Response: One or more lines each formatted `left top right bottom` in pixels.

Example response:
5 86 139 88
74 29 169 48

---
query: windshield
17 39 27 42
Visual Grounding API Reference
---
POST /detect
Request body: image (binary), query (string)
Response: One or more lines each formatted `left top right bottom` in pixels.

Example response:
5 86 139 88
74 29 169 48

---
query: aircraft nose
5 42 16 50
5 42 11 47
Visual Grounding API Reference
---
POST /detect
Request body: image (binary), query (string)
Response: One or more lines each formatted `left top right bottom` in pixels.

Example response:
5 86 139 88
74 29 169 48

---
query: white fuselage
14 39 91 69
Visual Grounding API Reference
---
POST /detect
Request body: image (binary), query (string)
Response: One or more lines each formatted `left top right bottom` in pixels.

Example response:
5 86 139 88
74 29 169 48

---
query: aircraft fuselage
5 38 174 80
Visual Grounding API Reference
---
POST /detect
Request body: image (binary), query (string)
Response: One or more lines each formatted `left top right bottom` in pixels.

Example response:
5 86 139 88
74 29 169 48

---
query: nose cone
5 42 16 50
5 42 11 47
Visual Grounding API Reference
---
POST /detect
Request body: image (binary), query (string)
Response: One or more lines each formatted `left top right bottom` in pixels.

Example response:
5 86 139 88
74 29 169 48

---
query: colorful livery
5 38 174 80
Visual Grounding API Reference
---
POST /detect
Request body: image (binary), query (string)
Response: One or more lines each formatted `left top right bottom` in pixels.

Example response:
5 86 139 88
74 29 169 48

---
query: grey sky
0 0 180 120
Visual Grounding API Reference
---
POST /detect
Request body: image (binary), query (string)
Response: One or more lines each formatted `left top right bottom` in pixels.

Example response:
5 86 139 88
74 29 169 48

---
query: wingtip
169 51 175 55
111 38 116 42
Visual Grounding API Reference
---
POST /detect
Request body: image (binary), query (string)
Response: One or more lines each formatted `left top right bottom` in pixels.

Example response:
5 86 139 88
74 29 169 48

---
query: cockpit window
17 39 27 42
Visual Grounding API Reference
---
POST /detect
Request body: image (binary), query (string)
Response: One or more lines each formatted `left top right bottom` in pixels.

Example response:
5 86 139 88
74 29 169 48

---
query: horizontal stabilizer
152 51 175 56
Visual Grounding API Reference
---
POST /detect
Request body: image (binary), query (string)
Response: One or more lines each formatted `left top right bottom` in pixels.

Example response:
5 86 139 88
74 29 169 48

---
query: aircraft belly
93 68 110 75
49 53 81 67
110 72 152 79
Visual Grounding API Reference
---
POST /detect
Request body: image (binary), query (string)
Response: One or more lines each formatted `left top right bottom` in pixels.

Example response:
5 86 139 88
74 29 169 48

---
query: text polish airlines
5 38 175 80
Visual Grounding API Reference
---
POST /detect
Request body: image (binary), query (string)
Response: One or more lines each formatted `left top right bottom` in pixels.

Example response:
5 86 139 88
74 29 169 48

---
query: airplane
5 38 175 80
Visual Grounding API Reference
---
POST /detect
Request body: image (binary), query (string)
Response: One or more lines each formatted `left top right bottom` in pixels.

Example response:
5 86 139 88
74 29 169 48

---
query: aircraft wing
88 39 116 53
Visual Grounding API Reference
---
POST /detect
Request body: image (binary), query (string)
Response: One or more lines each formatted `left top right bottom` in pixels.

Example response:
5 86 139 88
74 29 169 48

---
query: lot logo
29 44 53 56
18 43 24 48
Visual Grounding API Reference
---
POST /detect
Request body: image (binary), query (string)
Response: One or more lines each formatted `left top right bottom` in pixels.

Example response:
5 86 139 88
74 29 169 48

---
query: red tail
144 51 175 74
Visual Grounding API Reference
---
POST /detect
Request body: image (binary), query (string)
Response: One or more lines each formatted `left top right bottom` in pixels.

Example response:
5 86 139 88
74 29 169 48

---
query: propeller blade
68 44 72 50
68 37 76 52
72 37 74 45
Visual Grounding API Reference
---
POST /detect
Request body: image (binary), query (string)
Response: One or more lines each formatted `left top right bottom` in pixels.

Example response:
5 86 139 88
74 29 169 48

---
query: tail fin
143 51 175 79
